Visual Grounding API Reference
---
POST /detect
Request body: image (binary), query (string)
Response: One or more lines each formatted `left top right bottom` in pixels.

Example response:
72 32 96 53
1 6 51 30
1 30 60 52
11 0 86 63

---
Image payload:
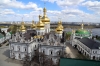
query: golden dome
41 7 50 24
56 26 63 31
41 16 50 24
20 22 26 32
55 29 63 34
55 26 63 34
37 15 45 29
31 20 36 28
37 35 41 39
58 20 63 30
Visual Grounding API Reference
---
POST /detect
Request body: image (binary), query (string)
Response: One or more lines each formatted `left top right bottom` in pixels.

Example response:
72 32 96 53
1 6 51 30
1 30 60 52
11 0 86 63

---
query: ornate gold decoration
20 21 26 32
41 3 50 24
36 15 45 30
31 20 36 28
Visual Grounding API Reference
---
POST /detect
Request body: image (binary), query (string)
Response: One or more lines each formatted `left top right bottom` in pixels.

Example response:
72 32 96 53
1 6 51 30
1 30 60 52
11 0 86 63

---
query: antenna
22 16 23 21
44 1 46 7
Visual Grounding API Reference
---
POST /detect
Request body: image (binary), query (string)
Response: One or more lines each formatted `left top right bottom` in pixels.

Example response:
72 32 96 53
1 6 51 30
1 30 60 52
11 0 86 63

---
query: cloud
82 1 100 11
0 0 42 10
41 0 85 7
0 9 15 15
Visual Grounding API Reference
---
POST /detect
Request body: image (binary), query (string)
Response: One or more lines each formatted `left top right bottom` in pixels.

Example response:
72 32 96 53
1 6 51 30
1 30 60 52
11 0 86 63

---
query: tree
95 35 98 39
12 25 17 34
66 32 71 40
2 31 6 36
7 28 11 32
32 49 54 66
23 55 31 66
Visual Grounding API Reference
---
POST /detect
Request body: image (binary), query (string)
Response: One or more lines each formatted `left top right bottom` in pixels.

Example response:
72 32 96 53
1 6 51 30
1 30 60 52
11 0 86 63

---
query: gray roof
24 30 37 40
78 38 100 49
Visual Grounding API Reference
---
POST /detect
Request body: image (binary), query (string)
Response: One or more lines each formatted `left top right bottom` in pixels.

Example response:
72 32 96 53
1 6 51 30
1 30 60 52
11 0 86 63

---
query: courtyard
65 41 87 59
0 46 22 66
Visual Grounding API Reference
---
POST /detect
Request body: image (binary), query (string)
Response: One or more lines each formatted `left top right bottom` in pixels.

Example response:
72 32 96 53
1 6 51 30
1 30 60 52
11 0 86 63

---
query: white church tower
36 15 45 35
41 3 50 33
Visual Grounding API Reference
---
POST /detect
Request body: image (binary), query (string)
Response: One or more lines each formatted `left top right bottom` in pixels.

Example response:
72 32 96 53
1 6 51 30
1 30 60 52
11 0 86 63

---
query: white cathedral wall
10 43 34 60
37 29 45 35
39 46 63 64
45 23 50 33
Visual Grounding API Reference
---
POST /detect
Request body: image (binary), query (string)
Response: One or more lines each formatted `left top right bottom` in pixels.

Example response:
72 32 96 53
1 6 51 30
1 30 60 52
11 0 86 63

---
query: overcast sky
0 0 100 23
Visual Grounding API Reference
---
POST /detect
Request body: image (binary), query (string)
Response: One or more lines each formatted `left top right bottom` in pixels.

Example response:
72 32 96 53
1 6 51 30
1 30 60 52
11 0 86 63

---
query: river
65 28 100 36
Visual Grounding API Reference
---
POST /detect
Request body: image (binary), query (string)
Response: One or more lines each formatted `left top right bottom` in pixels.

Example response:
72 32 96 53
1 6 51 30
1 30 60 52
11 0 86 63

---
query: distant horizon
0 0 100 22
0 21 100 24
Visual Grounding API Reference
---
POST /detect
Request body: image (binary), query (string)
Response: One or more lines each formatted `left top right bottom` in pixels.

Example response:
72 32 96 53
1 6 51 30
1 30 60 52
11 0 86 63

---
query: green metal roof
75 29 90 35
60 58 100 66
66 32 72 35
9 32 12 34
0 33 4 38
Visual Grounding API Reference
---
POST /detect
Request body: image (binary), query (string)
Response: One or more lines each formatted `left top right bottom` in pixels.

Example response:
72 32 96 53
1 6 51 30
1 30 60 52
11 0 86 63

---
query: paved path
0 46 22 66
65 42 86 59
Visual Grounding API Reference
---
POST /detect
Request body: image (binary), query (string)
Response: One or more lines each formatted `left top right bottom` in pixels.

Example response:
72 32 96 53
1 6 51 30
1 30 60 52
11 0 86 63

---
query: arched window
18 46 20 51
19 54 21 59
12 46 14 50
35 45 36 48
12 53 15 59
43 49 45 54
49 50 53 55
24 47 26 52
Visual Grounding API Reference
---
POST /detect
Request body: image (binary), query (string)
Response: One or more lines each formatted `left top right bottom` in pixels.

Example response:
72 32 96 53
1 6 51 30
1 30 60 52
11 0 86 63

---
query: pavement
0 46 22 66
65 42 87 59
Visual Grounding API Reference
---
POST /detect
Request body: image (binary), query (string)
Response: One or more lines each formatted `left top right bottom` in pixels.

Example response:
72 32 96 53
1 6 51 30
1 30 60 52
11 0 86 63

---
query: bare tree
23 55 31 66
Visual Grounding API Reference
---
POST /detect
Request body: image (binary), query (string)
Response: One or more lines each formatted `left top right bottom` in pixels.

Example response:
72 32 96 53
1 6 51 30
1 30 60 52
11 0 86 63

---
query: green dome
75 29 90 37
75 29 89 34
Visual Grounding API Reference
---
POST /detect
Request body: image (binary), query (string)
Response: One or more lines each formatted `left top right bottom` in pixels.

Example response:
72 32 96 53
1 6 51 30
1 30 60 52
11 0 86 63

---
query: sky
0 0 100 22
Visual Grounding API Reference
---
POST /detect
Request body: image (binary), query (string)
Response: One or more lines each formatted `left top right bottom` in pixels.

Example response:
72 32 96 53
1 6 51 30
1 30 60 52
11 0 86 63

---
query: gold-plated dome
37 15 45 29
31 20 36 28
41 7 50 24
37 35 41 39
58 20 63 30
20 22 26 32
55 26 63 34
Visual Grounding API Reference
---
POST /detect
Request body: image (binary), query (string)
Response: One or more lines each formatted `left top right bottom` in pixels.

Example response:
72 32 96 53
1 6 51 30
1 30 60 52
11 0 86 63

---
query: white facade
39 45 64 64
0 32 11 44
6 32 11 40
37 29 45 35
45 23 50 33
9 31 38 60
1 28 8 33
38 33 65 65
71 39 100 60
56 33 62 39
9 42 38 60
